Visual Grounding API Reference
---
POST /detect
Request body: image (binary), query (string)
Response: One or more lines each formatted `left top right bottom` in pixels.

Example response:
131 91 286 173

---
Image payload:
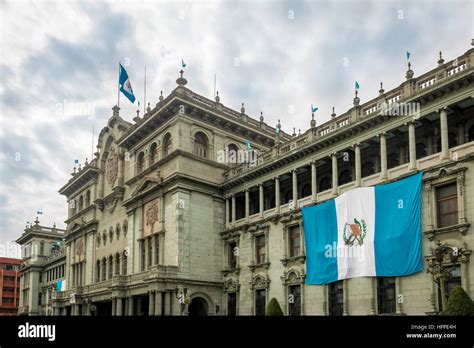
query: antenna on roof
214 74 217 98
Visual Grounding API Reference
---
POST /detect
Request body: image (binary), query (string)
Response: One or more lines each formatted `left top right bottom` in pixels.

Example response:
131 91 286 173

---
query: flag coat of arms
119 63 136 103
302 173 423 285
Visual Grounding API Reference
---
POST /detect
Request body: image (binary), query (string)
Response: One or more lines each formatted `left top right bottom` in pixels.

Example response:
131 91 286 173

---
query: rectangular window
289 226 301 257
438 266 461 311
256 235 266 264
148 238 153 268
227 293 237 316
155 236 160 265
288 285 301 316
377 277 396 314
255 289 266 316
141 241 146 271
329 280 344 316
122 255 128 275
228 242 237 269
108 259 113 279
102 260 106 281
115 256 120 276
436 183 458 228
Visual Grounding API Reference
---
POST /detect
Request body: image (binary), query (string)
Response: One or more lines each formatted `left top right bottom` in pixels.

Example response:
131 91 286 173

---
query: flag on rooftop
355 81 360 90
119 63 136 104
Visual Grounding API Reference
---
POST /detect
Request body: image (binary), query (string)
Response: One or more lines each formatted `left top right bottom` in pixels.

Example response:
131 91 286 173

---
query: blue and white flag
355 81 360 90
311 104 318 113
181 59 186 68
245 139 253 151
302 173 422 285
406 51 411 60
119 63 136 104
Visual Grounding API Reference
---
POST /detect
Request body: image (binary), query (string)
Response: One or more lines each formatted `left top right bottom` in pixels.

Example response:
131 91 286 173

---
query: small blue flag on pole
245 139 253 151
311 104 318 113
74 159 79 164
37 211 43 215
355 81 360 90
181 59 186 68
119 63 136 104
406 51 411 60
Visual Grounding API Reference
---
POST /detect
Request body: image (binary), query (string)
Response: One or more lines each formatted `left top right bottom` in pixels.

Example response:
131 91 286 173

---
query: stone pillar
164 292 171 315
116 297 123 316
245 189 249 222
457 122 465 146
149 291 155 316
111 298 116 316
440 108 449 160
275 176 280 213
331 154 338 196
155 292 162 316
128 296 134 316
311 161 317 202
408 122 417 171
225 197 229 228
231 195 236 227
259 184 264 217
354 144 361 187
292 169 298 207
380 133 387 181
118 154 124 186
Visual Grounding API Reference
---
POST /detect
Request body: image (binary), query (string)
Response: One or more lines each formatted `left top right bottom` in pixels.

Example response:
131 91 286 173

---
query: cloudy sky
0 0 472 252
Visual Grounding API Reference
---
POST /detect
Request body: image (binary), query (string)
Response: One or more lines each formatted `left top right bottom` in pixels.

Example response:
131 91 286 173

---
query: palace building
17 44 474 316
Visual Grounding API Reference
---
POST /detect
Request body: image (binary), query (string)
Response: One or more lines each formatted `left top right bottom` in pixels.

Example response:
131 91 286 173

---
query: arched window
387 153 399 169
71 200 77 215
78 195 84 211
149 143 158 165
85 190 91 207
163 133 172 157
109 227 114 243
319 177 331 192
416 143 427 159
283 190 292 204
362 161 375 178
300 184 311 198
108 256 113 279
102 230 107 246
115 252 120 276
101 258 106 281
116 224 121 240
227 143 239 165
194 132 209 158
137 152 145 174
123 220 128 237
96 260 100 283
96 234 101 247
338 170 352 185
122 252 128 276
468 125 474 142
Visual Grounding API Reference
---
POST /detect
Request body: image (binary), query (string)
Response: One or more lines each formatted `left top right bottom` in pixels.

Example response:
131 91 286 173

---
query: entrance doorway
187 297 208 316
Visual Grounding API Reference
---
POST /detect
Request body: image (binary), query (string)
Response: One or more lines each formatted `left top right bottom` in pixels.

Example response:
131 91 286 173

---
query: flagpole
214 74 216 98
144 66 147 114
117 61 121 107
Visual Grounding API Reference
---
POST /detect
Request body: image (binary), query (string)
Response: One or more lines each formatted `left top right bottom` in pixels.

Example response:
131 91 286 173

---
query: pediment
131 176 162 198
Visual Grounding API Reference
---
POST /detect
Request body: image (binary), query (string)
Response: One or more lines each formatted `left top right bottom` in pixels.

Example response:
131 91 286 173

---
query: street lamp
174 286 190 315
426 241 459 312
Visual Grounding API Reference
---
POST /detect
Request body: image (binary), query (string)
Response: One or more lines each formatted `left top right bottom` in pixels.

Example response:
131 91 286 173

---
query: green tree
266 297 284 316
445 286 474 316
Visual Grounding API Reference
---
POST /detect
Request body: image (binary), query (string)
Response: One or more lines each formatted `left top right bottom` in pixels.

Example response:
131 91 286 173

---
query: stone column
354 144 361 187
245 189 249 222
331 154 338 196
380 133 387 181
275 176 280 213
149 291 155 316
98 169 104 198
440 108 449 160
111 298 116 316
292 169 298 206
457 122 465 146
118 154 124 187
259 184 264 217
231 195 236 227
225 197 229 228
164 292 171 315
408 122 417 171
116 297 123 316
311 161 317 202
128 296 134 316
155 292 162 316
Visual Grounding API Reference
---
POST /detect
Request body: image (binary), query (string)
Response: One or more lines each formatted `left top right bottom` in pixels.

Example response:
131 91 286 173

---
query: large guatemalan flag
119 63 136 104
302 172 423 285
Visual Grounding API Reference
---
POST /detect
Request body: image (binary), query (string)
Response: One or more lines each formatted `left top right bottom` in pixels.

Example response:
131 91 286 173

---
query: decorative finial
78 163 82 171
437 51 444 66
353 90 360 106
310 113 316 128
133 109 140 122
112 105 120 117
277 119 281 132
406 62 414 80
471 38 474 46
73 166 76 174
298 129 301 136
331 107 336 118
292 127 296 137
215 91 220 103
259 111 264 123
241 102 245 114
35 216 39 225
53 222 56 229
85 158 88 166
146 102 151 113
159 91 164 102
379 82 385 95
176 70 187 86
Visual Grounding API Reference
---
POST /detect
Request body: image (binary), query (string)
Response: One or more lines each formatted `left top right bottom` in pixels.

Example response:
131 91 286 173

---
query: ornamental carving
75 237 85 263
106 147 118 187
144 198 161 237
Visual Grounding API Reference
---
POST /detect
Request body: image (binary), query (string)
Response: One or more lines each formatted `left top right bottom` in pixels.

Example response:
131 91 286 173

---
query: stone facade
18 45 474 316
